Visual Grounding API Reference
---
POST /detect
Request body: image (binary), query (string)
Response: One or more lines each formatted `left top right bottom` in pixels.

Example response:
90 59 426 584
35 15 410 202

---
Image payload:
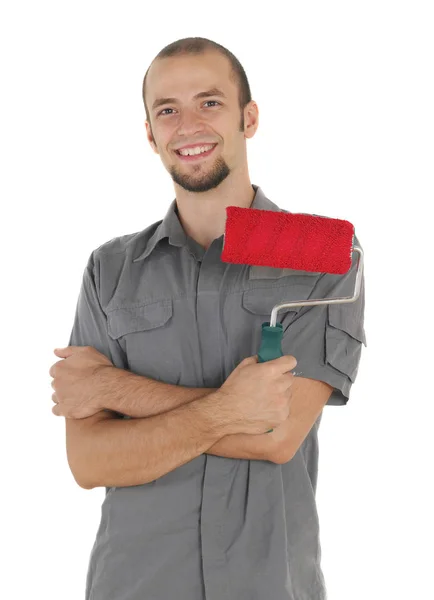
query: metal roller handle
269 246 364 328
258 246 364 433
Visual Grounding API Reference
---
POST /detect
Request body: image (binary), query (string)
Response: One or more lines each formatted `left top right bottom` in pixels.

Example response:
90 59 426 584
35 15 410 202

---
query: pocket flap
107 299 173 339
249 265 321 279
242 283 316 316
327 302 366 345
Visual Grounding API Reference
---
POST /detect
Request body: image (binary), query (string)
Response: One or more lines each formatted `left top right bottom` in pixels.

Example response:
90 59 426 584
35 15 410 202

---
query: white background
1 1 433 598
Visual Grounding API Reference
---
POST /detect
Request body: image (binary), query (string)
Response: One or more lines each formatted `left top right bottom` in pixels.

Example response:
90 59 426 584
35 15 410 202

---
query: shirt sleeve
67 251 129 372
280 235 367 405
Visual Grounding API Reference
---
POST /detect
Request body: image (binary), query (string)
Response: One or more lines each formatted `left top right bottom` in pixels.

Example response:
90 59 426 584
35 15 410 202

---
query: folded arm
66 389 278 490
60 255 279 489
101 367 332 466
90 366 276 463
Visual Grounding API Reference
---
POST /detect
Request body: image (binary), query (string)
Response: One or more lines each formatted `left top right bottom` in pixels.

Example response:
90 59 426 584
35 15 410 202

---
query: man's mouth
174 143 217 161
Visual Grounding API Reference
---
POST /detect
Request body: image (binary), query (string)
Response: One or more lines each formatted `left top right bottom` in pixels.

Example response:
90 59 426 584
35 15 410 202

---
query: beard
169 154 230 193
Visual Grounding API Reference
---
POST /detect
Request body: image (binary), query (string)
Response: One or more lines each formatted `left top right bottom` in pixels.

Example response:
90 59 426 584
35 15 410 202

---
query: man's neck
174 177 255 251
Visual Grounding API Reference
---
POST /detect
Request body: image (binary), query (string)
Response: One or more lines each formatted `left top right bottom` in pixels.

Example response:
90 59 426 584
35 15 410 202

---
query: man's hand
49 346 115 419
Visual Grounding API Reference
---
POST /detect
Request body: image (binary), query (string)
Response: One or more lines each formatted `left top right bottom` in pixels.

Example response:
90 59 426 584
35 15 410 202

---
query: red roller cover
221 206 355 274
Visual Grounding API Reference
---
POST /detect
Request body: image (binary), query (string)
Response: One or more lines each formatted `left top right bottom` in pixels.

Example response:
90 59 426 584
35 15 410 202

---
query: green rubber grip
257 322 284 433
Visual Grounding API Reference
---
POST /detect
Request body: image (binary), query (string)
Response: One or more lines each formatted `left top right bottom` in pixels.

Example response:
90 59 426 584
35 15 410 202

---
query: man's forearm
96 368 278 465
72 393 278 489
74 395 225 489
206 430 277 462
103 367 216 418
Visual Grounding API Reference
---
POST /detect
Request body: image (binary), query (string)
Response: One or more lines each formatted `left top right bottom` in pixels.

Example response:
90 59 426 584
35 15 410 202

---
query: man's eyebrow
151 88 227 111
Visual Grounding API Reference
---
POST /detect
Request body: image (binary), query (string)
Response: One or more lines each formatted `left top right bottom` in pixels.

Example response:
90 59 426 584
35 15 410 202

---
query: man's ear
145 121 159 154
244 101 259 140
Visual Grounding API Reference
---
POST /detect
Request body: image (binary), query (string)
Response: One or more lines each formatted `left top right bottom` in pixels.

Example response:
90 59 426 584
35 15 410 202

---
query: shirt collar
132 184 281 263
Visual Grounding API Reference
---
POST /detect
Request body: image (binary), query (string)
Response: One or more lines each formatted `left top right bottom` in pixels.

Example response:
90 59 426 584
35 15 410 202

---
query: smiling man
55 37 366 600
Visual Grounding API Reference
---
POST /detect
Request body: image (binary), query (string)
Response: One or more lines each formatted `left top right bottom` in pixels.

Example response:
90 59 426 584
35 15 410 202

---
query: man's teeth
178 144 215 156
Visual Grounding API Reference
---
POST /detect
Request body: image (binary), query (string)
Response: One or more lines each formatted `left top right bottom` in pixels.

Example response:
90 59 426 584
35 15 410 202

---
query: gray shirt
68 184 366 600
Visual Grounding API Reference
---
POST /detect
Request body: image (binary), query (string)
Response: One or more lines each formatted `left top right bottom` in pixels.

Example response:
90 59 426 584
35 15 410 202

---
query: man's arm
93 367 277 463
62 255 278 481
104 369 336 465
101 366 216 418
66 391 278 490
206 428 277 461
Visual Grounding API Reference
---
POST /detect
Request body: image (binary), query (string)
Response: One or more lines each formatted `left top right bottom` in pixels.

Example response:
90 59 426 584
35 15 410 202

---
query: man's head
142 37 258 193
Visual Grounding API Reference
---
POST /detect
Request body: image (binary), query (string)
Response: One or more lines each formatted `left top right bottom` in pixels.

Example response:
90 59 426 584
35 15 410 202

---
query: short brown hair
142 37 252 123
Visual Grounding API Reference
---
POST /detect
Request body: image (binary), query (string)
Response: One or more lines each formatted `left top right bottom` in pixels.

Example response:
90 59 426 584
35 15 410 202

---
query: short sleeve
280 236 366 405
68 251 128 372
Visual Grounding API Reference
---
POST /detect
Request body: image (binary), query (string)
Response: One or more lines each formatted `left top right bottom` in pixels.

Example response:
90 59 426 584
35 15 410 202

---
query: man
50 37 366 600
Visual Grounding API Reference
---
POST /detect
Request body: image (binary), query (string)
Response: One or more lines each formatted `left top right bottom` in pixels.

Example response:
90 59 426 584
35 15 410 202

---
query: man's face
145 51 255 193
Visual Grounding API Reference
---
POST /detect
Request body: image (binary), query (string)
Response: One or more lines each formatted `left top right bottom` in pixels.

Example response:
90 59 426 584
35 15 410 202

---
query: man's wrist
99 367 141 415
198 390 241 438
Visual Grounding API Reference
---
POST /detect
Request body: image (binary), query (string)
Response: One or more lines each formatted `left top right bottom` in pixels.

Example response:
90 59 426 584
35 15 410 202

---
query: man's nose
176 108 205 137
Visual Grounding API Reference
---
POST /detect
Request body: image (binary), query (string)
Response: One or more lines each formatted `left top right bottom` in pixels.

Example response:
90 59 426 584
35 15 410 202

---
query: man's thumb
54 346 76 358
241 355 259 365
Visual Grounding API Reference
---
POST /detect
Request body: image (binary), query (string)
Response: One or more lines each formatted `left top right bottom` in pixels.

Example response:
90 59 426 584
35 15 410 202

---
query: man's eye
158 101 220 116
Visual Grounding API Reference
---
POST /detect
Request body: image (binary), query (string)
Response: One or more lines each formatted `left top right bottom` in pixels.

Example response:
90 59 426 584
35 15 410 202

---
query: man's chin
176 179 219 193
169 164 230 193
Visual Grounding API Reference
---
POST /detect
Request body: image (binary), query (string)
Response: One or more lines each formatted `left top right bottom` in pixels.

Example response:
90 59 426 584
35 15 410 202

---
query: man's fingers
49 359 65 378
52 403 62 416
53 346 78 359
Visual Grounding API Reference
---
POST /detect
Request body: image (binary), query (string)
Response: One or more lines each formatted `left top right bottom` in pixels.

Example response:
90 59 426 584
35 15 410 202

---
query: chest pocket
242 283 319 318
238 271 321 356
107 299 177 380
243 266 321 320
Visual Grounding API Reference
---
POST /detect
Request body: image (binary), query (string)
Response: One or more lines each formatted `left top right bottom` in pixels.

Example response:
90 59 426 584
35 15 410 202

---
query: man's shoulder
92 220 163 261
